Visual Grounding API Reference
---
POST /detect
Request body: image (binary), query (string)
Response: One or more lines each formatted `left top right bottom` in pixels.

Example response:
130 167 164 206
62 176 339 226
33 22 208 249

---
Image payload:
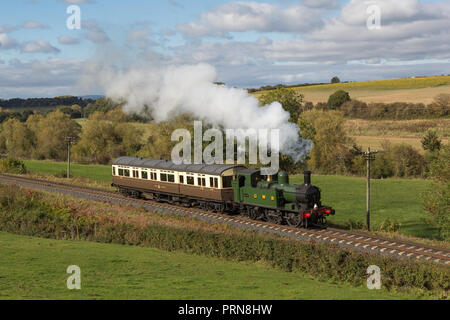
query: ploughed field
22 160 438 240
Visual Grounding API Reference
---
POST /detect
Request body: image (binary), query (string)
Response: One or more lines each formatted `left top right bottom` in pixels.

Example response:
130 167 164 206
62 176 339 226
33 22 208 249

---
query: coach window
223 176 233 188
142 171 148 180
112 167 116 176
198 177 206 187
124 169 130 177
179 175 184 184
187 176 195 185
168 174 175 183
210 177 219 188
118 169 124 176
160 173 168 182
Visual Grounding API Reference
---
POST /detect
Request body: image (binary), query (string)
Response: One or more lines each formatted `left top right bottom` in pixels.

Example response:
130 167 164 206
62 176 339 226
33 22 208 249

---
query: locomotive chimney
304 171 311 185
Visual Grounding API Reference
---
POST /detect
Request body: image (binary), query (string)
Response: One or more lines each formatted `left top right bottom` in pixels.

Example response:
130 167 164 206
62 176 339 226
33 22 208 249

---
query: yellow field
254 76 450 104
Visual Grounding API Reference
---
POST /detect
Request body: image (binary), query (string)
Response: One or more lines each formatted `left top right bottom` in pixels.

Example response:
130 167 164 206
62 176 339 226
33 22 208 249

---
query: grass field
0 232 425 300
253 76 450 104
23 160 112 184
289 175 436 239
21 160 439 240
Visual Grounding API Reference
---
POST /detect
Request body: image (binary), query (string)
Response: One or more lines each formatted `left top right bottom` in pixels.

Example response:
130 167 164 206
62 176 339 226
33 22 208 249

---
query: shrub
379 219 401 233
0 158 27 174
371 154 394 179
385 144 426 178
344 219 365 230
341 99 368 118
422 145 450 240
328 90 351 110
421 130 442 152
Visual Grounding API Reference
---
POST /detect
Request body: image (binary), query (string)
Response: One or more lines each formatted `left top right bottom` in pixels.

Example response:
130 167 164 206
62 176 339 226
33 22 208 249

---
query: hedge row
0 184 448 296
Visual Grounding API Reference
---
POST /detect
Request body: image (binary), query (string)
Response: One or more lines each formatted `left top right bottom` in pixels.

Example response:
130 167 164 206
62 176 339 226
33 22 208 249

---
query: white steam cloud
81 61 312 162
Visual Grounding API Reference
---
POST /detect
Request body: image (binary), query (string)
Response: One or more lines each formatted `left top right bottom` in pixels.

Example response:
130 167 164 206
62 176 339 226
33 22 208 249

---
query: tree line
0 96 94 110
0 90 447 179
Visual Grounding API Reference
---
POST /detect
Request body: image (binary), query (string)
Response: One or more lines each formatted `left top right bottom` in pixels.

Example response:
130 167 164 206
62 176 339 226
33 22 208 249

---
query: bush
340 99 368 118
387 144 426 178
379 219 401 233
328 90 350 110
0 158 27 174
371 154 394 179
422 145 450 240
422 130 442 152
344 219 365 230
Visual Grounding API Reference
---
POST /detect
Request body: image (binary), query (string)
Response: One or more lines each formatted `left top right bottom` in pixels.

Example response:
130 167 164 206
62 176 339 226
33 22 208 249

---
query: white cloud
178 1 325 37
173 0 450 76
0 33 19 50
58 35 80 45
302 0 339 9
21 40 60 53
0 58 84 98
84 19 110 43
22 21 48 29
0 25 17 33
63 0 92 3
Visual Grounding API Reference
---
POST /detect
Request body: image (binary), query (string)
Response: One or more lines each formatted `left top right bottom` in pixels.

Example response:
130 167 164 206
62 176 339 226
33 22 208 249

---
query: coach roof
113 157 246 175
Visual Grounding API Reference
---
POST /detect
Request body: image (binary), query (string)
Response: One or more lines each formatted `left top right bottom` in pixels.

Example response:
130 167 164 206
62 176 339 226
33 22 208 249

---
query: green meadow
0 232 423 300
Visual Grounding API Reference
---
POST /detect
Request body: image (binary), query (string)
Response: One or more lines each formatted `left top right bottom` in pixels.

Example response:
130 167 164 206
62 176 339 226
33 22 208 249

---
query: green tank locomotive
232 169 335 228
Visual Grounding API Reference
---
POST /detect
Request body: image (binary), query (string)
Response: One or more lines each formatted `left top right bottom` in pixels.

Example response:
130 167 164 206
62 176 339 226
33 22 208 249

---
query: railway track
0 173 449 265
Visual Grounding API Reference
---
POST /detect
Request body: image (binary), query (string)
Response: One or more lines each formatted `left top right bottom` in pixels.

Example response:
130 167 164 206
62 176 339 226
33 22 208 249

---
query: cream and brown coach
112 157 245 211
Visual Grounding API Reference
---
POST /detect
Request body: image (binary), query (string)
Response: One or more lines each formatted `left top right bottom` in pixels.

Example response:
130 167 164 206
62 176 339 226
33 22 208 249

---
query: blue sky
0 0 449 98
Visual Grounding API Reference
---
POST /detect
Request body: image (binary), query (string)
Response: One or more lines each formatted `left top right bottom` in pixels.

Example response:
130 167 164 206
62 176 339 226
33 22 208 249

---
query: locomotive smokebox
304 171 312 185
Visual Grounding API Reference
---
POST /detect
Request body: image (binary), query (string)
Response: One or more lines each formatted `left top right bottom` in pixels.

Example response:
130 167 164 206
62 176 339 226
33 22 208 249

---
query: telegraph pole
65 136 77 179
361 147 379 231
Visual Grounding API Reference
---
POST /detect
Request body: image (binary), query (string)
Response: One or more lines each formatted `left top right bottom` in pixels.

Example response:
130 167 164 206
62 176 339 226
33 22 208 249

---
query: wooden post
361 147 378 231
366 147 371 231
67 140 71 179
65 136 76 179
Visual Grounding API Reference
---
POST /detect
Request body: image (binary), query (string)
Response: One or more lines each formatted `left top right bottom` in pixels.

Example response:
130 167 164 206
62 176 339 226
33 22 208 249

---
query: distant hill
0 96 95 110
79 95 104 100
252 76 450 104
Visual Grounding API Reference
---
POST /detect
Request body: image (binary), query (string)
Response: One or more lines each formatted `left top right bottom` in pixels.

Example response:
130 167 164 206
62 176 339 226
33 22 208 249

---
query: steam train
112 157 335 228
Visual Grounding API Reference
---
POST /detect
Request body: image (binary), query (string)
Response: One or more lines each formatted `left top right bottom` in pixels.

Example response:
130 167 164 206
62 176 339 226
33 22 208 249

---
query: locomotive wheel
248 207 264 220
265 210 283 225
285 213 302 228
